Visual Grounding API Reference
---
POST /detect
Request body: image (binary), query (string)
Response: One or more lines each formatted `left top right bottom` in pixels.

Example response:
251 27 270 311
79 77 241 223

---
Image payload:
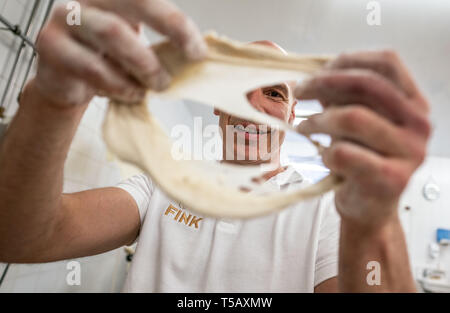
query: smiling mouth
233 124 270 135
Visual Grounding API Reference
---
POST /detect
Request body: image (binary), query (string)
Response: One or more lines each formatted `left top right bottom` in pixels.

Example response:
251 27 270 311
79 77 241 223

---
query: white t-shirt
116 166 340 292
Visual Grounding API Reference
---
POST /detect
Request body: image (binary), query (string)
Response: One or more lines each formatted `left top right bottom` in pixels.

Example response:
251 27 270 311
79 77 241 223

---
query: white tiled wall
0 0 129 292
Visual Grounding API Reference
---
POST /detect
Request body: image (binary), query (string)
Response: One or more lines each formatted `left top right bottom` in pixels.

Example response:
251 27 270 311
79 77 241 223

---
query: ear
214 108 220 116
288 100 297 124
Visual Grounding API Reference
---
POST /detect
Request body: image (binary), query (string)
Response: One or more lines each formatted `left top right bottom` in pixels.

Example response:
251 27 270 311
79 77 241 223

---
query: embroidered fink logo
164 204 203 229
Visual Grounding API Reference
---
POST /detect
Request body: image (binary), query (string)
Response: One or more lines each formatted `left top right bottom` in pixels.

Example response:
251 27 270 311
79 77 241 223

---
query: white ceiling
145 0 450 157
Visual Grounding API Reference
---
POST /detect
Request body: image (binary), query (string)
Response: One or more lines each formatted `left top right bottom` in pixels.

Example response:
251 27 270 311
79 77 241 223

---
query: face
215 81 297 165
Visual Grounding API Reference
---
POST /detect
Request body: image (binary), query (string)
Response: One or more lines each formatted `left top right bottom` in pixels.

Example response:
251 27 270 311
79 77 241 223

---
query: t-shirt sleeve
116 173 155 225
314 191 341 287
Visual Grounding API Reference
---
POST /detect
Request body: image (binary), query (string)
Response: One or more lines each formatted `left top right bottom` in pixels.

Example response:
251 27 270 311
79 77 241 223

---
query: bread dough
103 32 342 219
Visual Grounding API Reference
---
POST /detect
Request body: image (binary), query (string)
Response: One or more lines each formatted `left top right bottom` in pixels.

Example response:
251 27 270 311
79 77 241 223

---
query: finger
295 69 430 135
322 141 411 196
89 0 207 60
324 50 425 104
54 6 171 91
297 106 414 157
38 27 146 103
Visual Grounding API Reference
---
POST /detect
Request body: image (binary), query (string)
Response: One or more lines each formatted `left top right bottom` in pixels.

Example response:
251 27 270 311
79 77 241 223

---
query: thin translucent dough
103 33 342 219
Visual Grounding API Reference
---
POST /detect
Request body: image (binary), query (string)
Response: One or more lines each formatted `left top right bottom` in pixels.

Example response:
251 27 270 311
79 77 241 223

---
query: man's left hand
296 50 431 229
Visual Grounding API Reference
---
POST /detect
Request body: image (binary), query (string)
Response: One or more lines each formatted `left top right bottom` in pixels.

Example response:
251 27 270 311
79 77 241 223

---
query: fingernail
296 121 308 135
185 35 208 61
150 68 172 91
128 88 146 103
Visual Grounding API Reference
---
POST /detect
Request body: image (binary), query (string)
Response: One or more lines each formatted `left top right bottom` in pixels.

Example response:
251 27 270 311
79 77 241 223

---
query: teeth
234 125 269 134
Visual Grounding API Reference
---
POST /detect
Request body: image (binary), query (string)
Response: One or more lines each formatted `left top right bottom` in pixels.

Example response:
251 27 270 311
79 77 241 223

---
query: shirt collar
268 165 304 188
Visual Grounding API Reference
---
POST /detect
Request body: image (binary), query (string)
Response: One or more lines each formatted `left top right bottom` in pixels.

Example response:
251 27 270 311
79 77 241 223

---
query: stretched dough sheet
103 32 342 219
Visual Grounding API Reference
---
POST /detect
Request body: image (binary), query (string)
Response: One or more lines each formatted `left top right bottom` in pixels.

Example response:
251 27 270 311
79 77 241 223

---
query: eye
264 89 286 101
269 90 281 98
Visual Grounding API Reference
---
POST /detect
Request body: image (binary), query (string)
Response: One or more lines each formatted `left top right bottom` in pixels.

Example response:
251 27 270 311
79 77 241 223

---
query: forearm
338 212 416 292
0 79 87 261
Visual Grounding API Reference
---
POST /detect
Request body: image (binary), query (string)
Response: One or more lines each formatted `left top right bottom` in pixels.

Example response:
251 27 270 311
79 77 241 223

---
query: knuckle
345 75 371 96
375 61 397 81
380 49 400 63
335 52 354 67
36 26 57 54
167 11 190 41
394 171 409 193
375 50 401 79
317 72 335 88
82 62 104 81
400 128 427 165
169 10 189 30
304 113 319 128
340 107 367 133
329 143 349 170
381 163 410 193
114 82 133 95
52 3 67 19
416 147 426 165
417 115 432 139
96 18 123 40
137 55 161 78
409 139 427 165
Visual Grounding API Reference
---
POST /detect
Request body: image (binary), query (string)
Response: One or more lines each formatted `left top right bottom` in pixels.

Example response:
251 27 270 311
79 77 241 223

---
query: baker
0 0 430 292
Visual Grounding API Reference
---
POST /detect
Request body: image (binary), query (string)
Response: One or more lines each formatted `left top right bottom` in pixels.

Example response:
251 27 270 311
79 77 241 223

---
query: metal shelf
0 0 55 118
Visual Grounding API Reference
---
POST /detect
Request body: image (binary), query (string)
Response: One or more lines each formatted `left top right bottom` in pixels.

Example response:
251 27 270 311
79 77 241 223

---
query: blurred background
0 0 449 292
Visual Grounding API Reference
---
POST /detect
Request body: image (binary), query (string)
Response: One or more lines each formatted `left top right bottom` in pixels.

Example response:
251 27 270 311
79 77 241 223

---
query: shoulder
116 173 155 197
115 173 156 223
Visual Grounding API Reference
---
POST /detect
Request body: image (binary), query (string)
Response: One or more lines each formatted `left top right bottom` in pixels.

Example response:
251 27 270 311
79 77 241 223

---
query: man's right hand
0 0 206 263
34 0 206 109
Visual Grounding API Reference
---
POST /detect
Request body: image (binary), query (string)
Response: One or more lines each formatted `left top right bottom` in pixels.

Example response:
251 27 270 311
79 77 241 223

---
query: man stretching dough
0 0 430 292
